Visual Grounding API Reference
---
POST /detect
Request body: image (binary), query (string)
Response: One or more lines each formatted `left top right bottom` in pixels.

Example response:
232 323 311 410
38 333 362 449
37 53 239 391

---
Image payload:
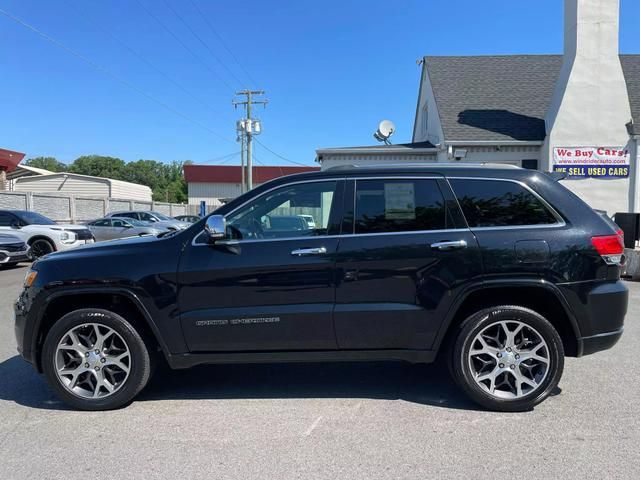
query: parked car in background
0 210 94 259
0 233 30 267
87 217 166 242
173 215 201 224
105 210 190 231
298 214 317 229
263 215 309 232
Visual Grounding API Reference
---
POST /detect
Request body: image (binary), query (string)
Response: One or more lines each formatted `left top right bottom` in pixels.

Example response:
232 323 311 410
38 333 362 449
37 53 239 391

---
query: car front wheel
42 309 152 410
449 305 564 412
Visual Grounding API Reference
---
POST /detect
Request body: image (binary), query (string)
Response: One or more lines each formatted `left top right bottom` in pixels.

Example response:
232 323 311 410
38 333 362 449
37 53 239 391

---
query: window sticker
384 183 416 219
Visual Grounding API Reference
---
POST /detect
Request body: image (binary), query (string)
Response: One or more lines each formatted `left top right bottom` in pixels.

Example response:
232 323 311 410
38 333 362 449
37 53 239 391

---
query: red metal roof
0 148 26 172
183 164 320 184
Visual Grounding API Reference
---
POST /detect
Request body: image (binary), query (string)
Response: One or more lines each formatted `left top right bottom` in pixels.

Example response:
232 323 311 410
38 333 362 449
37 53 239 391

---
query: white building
14 172 152 201
317 0 640 215
185 165 319 206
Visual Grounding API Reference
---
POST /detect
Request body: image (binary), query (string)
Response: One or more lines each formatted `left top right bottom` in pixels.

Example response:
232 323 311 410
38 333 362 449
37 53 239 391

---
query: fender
32 286 177 366
431 278 583 356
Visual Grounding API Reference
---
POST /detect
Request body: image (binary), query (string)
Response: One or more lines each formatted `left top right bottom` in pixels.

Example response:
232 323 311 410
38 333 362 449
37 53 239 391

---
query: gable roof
422 54 640 142
183 165 319 184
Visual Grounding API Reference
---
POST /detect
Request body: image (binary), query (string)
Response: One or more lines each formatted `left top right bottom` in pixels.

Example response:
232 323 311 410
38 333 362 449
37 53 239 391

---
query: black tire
29 238 55 258
0 262 18 268
42 308 152 411
449 305 564 412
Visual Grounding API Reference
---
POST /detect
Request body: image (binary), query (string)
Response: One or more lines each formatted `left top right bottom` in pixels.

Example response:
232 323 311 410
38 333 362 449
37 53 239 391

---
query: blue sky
1 0 638 167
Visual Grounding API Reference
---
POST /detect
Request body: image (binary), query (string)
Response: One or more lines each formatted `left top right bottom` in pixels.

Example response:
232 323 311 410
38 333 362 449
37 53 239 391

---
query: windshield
151 211 173 221
14 211 56 225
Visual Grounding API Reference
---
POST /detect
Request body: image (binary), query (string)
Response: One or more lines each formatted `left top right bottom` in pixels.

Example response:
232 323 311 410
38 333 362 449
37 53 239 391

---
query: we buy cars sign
553 147 630 178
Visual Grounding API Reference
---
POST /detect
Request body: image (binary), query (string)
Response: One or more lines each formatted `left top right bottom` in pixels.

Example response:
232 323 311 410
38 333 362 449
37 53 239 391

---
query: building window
522 159 539 170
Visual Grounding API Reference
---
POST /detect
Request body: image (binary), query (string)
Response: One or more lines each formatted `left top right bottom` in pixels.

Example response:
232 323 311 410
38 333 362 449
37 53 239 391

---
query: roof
183 165 319 184
0 148 26 172
6 164 54 181
316 141 437 156
14 172 152 193
422 54 640 142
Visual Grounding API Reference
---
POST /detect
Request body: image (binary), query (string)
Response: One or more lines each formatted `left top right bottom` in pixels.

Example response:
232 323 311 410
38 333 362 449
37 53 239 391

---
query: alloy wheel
30 239 53 258
468 320 550 399
54 323 131 399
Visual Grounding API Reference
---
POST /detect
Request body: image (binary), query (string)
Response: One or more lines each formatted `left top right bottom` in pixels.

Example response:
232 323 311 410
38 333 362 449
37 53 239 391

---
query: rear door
334 176 482 350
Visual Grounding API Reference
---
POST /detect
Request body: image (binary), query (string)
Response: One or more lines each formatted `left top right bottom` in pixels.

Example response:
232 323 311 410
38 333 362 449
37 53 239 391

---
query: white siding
15 175 110 196
188 182 265 205
412 64 445 146
320 153 437 170
109 179 152 201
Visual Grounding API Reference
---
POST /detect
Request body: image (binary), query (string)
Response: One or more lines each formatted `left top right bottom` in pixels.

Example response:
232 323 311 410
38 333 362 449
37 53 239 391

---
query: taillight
591 231 625 265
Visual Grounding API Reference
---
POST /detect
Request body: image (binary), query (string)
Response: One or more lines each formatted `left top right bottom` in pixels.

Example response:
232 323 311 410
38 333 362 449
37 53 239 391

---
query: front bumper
57 238 95 251
0 248 31 264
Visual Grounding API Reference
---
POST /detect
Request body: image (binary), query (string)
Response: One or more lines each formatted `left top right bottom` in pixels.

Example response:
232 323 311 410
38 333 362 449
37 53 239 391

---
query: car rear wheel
449 305 564 412
29 238 54 258
42 309 152 410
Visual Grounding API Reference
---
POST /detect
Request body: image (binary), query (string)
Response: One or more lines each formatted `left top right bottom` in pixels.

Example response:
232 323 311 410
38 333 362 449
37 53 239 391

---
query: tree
24 157 67 172
70 155 126 179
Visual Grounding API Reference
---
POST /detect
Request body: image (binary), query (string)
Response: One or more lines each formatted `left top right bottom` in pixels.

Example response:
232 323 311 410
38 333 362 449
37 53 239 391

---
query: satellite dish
373 120 396 145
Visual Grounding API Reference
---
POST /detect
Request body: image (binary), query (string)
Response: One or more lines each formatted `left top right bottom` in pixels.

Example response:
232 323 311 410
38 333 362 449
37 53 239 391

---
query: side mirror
10 221 21 229
204 215 226 242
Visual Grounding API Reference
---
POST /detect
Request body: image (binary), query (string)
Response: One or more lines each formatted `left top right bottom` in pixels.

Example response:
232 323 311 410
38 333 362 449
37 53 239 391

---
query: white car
0 210 95 259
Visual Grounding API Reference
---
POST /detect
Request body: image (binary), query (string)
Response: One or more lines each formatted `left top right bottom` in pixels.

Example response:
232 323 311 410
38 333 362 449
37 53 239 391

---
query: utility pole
233 90 267 191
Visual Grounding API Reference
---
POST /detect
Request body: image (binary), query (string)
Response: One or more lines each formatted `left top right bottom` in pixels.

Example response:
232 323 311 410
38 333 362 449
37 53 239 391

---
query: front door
334 177 482 350
177 179 344 352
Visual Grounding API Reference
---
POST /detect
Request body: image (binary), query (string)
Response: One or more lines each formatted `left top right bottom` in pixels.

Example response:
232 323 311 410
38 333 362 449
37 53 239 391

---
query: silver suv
105 210 190 231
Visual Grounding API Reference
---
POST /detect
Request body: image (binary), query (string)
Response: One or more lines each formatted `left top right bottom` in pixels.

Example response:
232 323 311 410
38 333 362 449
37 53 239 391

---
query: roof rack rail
326 162 521 170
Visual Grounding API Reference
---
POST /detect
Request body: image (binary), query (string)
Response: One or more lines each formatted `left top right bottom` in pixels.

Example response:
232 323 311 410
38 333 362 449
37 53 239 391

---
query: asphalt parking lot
1 264 639 479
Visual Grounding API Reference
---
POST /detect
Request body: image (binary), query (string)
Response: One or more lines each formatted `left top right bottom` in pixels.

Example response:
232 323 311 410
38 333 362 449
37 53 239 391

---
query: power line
0 6 234 144
133 0 236 93
161 0 247 90
65 0 221 115
187 0 260 88
201 151 239 164
254 138 312 166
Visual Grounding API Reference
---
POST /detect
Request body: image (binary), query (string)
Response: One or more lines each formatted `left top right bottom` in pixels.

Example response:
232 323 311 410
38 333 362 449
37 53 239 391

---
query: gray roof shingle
424 54 640 142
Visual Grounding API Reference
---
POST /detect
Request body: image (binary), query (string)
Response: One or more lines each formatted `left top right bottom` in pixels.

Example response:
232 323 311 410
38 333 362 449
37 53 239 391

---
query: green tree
70 155 126 179
24 157 67 172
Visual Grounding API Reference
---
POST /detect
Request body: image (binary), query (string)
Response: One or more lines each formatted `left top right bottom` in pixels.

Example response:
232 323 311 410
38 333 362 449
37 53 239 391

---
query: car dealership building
316 0 640 216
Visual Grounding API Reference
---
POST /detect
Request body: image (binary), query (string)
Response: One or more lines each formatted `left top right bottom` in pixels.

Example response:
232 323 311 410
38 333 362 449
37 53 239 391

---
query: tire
0 262 18 268
449 305 564 412
29 238 55 258
42 308 152 411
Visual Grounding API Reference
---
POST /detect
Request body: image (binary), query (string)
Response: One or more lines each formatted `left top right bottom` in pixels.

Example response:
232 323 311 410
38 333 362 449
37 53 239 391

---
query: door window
449 179 558 227
91 219 111 227
354 179 450 234
226 181 339 240
112 219 130 228
0 213 16 227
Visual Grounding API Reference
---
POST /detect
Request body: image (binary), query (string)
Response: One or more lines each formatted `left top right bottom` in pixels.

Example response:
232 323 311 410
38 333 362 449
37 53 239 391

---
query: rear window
354 179 449 234
449 179 558 227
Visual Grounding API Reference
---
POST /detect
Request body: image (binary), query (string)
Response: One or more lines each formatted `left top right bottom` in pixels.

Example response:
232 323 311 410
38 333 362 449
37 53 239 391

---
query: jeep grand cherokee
14 164 627 411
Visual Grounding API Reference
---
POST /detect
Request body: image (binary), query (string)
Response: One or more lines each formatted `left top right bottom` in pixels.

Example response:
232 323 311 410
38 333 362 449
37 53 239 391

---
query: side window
226 181 338 240
0 213 15 227
354 179 448 234
140 212 155 222
112 219 126 228
449 179 558 227
92 219 111 227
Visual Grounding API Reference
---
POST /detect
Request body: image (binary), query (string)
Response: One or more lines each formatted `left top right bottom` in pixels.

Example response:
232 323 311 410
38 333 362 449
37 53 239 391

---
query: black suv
14 164 627 411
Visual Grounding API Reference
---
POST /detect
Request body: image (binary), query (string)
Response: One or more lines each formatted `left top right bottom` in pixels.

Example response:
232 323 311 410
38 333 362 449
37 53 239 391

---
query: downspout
628 122 640 213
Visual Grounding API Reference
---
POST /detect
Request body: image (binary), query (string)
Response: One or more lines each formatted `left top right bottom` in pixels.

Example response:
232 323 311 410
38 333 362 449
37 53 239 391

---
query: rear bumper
560 280 628 357
580 328 624 356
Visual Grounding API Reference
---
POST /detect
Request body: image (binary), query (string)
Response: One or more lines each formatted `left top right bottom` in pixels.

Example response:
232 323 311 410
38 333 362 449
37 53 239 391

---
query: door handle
430 240 467 251
291 247 327 256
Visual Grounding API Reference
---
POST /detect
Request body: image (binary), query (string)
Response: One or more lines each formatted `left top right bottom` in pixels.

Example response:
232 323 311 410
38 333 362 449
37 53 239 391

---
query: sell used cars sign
553 147 630 178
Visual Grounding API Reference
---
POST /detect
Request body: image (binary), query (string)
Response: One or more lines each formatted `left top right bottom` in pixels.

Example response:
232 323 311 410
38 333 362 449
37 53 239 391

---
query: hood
41 233 162 262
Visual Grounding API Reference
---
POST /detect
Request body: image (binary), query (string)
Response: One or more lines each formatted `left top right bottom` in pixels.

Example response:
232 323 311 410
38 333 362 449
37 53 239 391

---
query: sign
553 147 630 179
384 183 415 219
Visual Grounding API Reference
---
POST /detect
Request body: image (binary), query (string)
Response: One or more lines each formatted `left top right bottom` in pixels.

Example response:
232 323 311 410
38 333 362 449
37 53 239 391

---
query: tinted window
354 179 448 234
90 219 111 227
114 212 137 219
0 212 16 227
13 211 56 225
449 179 558 227
227 181 338 240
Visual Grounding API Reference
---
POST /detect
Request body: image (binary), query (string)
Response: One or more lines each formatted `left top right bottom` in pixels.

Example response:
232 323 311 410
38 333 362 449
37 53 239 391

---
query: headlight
60 231 77 243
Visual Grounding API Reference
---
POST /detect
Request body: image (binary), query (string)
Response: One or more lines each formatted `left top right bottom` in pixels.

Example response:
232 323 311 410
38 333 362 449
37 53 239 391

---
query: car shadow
1 355 561 412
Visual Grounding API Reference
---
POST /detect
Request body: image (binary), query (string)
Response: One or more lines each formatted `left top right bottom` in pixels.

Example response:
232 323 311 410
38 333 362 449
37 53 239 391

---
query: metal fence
0 191 194 224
